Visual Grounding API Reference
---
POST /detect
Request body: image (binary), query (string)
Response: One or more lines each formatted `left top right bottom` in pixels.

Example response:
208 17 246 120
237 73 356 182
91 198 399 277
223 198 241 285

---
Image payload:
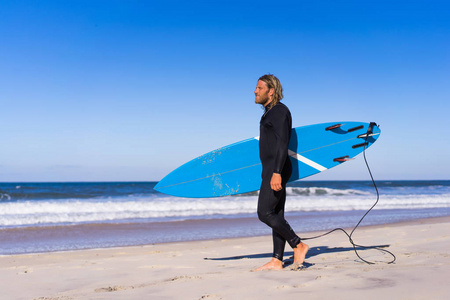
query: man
254 74 309 271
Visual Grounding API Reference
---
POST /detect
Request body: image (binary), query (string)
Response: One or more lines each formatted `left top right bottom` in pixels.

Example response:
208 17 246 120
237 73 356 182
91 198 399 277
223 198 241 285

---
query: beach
1 216 449 300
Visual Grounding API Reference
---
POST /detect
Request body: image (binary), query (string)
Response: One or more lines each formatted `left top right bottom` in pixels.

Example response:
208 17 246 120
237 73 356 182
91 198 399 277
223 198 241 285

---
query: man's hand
270 173 283 191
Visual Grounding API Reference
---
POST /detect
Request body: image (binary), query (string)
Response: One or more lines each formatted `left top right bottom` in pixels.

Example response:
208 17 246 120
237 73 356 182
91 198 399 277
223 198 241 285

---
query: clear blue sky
1 0 449 182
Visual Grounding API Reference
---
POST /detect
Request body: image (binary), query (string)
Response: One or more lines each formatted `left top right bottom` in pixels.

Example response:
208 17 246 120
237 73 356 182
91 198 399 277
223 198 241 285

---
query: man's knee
257 209 273 225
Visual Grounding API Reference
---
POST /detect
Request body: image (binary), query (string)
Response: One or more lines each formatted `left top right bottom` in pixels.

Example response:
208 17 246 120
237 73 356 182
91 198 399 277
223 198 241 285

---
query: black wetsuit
258 102 301 261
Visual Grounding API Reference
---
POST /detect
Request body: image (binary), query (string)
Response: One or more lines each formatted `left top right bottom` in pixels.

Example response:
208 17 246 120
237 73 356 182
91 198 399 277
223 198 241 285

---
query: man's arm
271 107 291 191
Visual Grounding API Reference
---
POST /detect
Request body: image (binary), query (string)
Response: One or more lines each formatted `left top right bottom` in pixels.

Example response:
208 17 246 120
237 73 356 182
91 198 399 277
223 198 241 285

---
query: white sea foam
286 187 370 196
0 192 449 227
0 193 11 201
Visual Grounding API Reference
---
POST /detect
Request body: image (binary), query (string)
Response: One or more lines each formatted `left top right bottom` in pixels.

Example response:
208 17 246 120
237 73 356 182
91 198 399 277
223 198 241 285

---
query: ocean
1 180 449 254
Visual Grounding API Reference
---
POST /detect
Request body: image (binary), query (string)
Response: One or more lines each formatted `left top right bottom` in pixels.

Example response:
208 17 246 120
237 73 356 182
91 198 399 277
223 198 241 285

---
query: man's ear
269 88 275 98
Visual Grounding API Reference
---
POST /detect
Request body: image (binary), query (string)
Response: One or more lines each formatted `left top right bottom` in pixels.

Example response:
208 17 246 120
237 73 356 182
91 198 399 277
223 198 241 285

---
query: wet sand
2 207 447 255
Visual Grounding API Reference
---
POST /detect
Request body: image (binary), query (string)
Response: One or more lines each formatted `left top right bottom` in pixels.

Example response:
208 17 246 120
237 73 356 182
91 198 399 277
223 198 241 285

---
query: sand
0 216 449 300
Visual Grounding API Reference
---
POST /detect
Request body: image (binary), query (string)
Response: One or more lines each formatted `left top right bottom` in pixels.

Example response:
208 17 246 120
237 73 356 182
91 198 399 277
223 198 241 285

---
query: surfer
254 74 309 270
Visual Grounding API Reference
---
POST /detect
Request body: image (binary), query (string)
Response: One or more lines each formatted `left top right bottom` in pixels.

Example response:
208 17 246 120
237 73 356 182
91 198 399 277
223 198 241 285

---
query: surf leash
302 122 396 265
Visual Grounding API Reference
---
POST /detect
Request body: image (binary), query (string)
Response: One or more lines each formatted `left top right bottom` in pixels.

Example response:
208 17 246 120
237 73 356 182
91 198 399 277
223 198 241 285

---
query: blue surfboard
154 122 380 198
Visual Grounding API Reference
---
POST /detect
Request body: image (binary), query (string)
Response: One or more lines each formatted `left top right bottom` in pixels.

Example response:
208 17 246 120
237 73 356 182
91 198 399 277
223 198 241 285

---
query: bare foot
254 258 283 271
293 242 309 265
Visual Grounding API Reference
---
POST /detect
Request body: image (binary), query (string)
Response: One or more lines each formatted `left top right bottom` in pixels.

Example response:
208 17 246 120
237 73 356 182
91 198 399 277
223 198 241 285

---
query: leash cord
302 131 396 264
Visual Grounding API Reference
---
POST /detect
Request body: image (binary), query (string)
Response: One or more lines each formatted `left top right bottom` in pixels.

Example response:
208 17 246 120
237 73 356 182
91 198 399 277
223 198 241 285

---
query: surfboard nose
153 177 176 196
153 181 162 192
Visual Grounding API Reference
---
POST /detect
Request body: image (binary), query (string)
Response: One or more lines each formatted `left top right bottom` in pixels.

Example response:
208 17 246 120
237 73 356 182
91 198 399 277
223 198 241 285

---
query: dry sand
1 216 449 300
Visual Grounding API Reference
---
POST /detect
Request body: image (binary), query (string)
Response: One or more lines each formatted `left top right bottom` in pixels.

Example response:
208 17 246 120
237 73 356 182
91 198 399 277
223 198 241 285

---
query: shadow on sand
204 244 391 268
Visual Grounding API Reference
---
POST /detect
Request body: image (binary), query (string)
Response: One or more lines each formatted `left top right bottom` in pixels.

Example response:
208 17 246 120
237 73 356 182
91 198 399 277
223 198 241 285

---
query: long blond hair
258 74 283 109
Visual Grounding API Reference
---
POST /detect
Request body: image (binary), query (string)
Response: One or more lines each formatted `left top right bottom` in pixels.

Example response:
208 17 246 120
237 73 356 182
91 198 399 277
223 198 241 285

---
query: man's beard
255 94 270 106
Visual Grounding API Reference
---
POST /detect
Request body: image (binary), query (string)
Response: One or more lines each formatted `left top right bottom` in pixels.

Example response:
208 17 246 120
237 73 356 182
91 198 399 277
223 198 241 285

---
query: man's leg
256 178 308 270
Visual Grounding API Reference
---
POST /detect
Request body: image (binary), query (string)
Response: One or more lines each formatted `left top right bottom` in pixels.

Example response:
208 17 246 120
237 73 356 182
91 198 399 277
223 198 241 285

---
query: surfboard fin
352 142 369 149
325 123 342 131
348 125 364 132
333 155 354 162
357 133 377 139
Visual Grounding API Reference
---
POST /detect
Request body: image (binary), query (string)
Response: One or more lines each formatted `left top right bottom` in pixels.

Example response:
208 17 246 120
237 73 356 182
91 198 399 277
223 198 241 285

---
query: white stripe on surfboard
253 137 327 172
288 150 327 172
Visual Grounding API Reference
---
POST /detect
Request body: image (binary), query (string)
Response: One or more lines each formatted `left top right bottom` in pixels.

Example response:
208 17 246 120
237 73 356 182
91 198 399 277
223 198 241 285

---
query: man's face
254 80 273 107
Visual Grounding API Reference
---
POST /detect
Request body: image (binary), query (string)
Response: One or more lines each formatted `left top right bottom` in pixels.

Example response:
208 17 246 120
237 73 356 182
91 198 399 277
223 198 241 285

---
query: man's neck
264 98 273 108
